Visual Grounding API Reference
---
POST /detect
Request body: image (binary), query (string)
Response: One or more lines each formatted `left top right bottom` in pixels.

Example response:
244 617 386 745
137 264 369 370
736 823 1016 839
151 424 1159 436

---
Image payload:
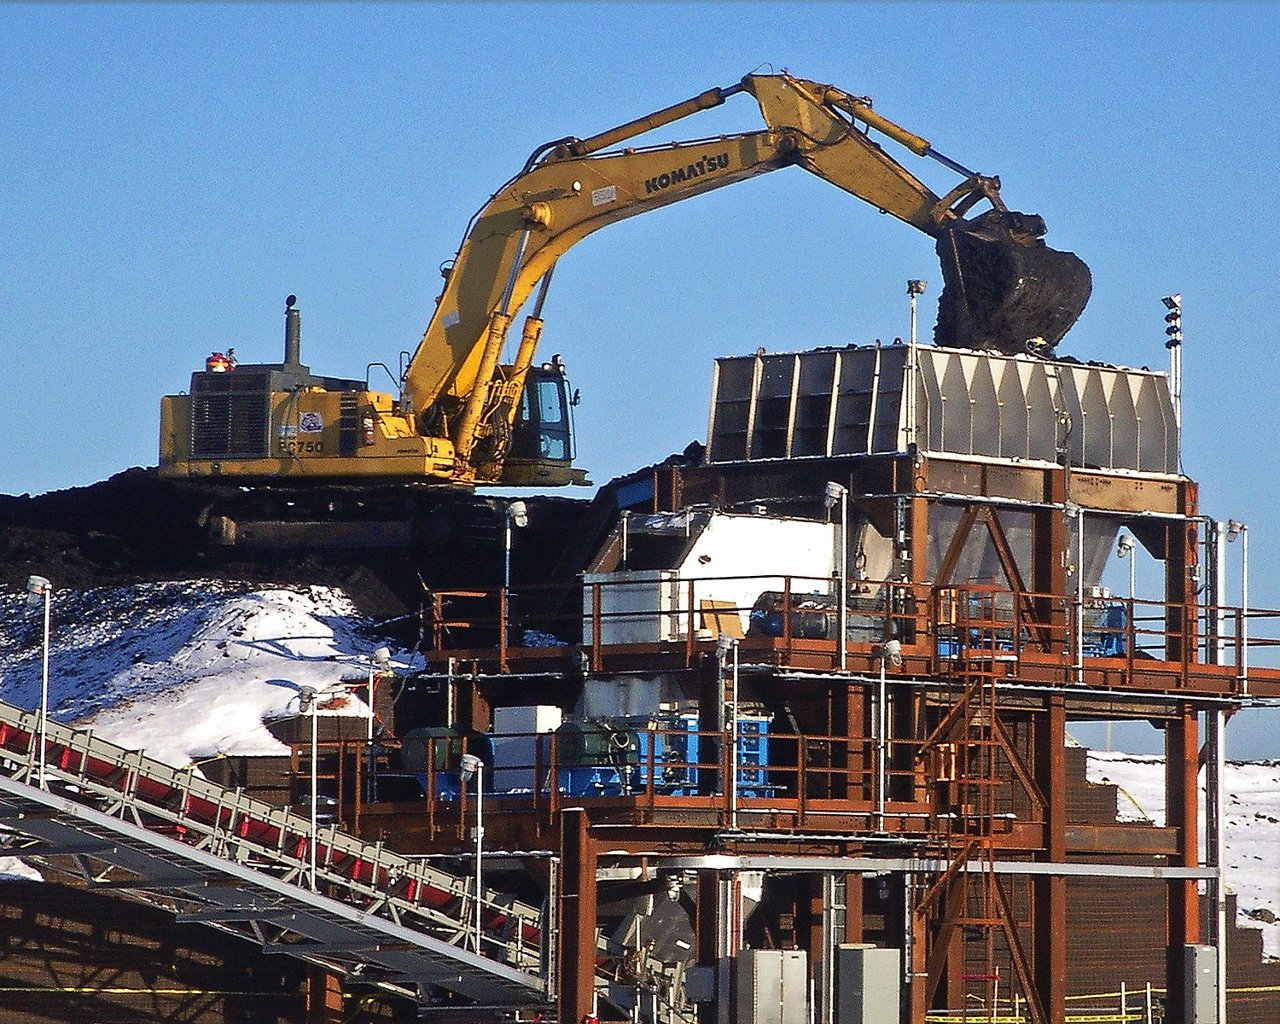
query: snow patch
1088 750 1280 958
0 581 408 768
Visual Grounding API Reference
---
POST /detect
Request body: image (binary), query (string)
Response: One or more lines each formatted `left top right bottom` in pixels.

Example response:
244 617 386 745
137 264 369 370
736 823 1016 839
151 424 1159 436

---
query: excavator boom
159 69 1090 497
407 72 1091 479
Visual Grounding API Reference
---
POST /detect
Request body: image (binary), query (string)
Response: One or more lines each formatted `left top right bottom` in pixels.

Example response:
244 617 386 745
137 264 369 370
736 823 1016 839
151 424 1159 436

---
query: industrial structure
2 70 1278 1024
4 320 1280 1023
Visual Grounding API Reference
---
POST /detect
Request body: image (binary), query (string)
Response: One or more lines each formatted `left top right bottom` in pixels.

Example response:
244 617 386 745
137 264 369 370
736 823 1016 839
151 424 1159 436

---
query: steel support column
1033 696 1067 1024
305 967 344 1024
1033 470 1069 655
558 808 596 1024
1165 704 1200 1023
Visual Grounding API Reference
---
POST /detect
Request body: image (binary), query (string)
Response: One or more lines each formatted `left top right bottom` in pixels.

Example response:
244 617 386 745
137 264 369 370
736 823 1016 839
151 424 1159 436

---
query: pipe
729 640 740 832
284 298 301 366
1213 521 1228 666
1073 506 1085 682
877 654 888 827
1209 707 1227 1024
1242 524 1250 694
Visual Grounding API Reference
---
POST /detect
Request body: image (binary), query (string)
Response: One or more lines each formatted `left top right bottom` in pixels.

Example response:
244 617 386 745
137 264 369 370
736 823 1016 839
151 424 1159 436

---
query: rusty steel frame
401 454 1262 1024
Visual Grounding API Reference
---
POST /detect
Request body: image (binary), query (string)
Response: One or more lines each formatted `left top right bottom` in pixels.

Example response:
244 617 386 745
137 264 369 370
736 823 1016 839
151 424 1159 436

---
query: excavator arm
405 71 1090 479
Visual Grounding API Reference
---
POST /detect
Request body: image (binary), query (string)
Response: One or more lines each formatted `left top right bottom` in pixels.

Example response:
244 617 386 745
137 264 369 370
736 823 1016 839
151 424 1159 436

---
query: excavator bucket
934 210 1092 355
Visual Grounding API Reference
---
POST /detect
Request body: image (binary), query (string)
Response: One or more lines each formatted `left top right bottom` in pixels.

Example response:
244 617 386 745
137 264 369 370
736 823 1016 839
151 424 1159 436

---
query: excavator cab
500 363 588 486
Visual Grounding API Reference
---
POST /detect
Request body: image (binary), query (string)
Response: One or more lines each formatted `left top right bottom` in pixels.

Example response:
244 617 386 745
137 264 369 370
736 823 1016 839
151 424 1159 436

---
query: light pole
1162 294 1183 438
459 752 485 953
906 279 926 446
294 686 321 889
366 647 392 801
504 500 529 592
716 634 739 830
824 481 849 671
26 575 52 789
1228 520 1249 692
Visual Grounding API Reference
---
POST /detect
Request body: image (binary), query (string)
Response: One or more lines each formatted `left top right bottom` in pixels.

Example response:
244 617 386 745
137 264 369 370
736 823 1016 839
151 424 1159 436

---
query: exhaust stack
284 294 301 366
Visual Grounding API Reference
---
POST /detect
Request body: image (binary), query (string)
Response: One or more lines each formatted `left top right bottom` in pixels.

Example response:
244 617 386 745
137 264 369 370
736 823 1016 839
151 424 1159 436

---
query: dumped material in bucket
934 209 1092 355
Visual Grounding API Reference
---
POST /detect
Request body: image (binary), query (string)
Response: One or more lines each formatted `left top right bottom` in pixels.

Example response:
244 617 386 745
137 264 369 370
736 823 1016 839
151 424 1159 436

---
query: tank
396 726 493 800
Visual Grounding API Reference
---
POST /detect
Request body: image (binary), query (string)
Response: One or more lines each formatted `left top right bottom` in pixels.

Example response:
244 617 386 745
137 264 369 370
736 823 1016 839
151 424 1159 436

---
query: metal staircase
0 699 554 1012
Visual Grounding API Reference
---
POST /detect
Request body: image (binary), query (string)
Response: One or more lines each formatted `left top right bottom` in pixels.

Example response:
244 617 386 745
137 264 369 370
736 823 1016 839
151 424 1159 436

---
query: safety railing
925 981 1166 1023
425 572 1280 692
371 720 1043 843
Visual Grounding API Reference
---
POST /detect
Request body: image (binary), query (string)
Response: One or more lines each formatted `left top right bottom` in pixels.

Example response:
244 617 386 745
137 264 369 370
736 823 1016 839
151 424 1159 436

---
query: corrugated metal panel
706 344 1179 474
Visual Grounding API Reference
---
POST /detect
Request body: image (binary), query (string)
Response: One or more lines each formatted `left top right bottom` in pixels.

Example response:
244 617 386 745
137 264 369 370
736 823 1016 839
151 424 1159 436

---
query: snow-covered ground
0 582 1275 960
0 581 403 767
1087 749 1280 958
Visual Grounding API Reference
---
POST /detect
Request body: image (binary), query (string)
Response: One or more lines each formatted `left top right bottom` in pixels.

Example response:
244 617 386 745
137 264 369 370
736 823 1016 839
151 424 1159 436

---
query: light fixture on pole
907 279 927 346
824 481 849 671
906 280 926 444
295 686 320 890
715 633 740 830
25 575 52 790
366 647 392 801
504 500 529 592
1162 294 1183 435
1227 520 1249 692
1116 533 1137 601
459 752 486 953
874 639 902 825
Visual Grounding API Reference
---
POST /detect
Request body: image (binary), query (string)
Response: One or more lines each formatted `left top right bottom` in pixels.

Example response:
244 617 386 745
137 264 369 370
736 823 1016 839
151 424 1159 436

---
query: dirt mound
0 469 591 622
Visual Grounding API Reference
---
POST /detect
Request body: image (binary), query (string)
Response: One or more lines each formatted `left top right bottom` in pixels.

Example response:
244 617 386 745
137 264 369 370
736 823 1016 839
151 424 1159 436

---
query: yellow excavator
159 71 1090 493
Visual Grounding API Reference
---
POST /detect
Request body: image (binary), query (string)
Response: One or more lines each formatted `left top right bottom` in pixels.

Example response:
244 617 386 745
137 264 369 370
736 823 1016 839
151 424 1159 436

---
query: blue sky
3 4 1278 753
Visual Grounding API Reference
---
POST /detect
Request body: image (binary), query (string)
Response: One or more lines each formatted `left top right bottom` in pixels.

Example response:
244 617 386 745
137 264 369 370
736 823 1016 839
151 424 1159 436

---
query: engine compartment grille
190 372 270 459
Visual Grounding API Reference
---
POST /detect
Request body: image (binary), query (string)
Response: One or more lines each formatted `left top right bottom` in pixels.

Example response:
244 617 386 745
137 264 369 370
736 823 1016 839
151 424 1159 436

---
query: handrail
423 572 1280 688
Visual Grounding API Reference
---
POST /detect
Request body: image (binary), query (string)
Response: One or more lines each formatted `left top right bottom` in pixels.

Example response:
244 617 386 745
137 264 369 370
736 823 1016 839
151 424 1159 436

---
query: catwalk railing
425 572 1280 695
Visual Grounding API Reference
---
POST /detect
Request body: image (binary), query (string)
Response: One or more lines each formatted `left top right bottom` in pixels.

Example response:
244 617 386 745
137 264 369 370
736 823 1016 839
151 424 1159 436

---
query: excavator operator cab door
501 365 587 486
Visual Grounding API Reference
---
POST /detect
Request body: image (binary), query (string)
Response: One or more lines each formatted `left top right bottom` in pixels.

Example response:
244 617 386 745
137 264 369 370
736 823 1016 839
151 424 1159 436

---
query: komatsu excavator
159 71 1090 496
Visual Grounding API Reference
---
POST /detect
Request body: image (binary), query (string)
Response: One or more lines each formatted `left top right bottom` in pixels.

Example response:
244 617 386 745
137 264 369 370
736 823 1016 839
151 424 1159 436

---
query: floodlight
715 634 736 663
1161 294 1181 311
459 753 484 781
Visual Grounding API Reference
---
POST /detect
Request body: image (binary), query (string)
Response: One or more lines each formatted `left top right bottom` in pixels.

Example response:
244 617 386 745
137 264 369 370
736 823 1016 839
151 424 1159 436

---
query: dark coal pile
934 209 1092 354
0 468 591 621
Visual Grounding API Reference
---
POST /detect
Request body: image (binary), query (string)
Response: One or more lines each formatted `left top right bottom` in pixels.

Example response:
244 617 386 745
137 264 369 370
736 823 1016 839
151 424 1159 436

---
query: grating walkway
0 700 554 1010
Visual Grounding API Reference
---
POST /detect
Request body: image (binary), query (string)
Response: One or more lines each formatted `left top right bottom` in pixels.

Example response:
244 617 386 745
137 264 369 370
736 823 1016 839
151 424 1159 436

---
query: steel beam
1165 704 1200 1023
1034 696 1067 1024
659 854 1214 880
557 808 596 1024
